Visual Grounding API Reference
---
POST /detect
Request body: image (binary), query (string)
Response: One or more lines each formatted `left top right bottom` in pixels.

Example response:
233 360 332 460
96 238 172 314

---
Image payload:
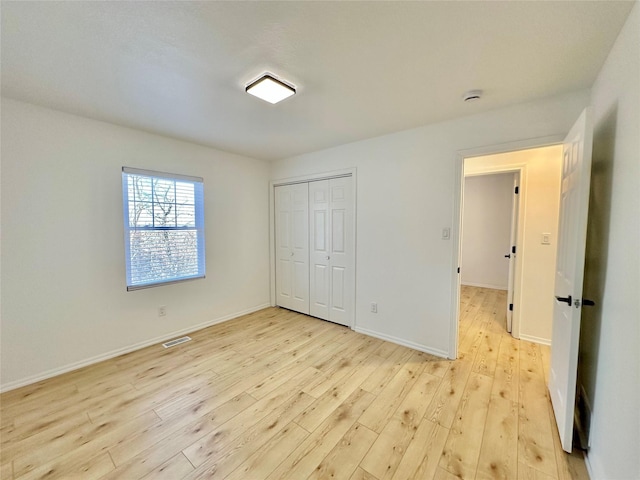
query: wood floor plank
11 410 158 477
421 356 451 378
181 369 320 468
307 423 378 480
389 419 449 480
9 384 134 428
139 453 194 480
103 395 258 478
359 352 427 433
434 465 464 480
179 391 316 479
109 392 256 466
15 451 115 480
518 462 556 480
262 336 346 373
423 357 473 429
458 287 486 341
359 347 414 394
350 467 380 480
245 357 319 400
0 460 13 480
518 343 558 479
13 410 160 478
265 388 375 480
475 395 519 480
0 411 91 452
471 327 501 378
296 358 383 432
84 368 215 422
0 380 79 415
372 340 401 359
151 364 267 421
493 335 520 402
360 371 441 479
394 370 441 420
224 422 310 480
310 335 382 381
0 412 92 462
360 415 418 479
438 372 493 479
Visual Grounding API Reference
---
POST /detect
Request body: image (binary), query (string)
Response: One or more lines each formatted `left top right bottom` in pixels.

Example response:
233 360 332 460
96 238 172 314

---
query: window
122 167 205 291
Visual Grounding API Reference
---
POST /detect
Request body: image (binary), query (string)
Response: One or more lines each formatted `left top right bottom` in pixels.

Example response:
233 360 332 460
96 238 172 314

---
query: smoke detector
463 90 483 102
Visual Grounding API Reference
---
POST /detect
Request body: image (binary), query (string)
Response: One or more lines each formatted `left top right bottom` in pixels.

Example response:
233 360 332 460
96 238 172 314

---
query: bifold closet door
309 177 353 326
275 183 309 314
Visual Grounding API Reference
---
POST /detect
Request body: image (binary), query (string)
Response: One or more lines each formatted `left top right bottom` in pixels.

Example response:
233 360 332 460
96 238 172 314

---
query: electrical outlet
158 305 167 317
371 302 378 313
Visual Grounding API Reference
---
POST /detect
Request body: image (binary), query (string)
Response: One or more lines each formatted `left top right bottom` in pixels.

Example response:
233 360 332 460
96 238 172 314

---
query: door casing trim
450 135 563 359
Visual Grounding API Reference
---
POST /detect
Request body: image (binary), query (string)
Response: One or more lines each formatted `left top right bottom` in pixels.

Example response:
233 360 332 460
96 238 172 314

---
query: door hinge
515 186 519 194
509 303 513 311
457 267 460 273
512 245 516 254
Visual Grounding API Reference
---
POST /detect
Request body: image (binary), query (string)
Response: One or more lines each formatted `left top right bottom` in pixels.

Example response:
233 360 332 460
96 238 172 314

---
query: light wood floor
0 286 588 480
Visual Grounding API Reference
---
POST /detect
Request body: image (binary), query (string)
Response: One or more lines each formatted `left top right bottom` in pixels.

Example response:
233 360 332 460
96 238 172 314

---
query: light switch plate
542 233 551 245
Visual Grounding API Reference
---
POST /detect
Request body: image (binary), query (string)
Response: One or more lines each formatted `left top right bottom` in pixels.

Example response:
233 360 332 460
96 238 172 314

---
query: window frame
122 167 206 291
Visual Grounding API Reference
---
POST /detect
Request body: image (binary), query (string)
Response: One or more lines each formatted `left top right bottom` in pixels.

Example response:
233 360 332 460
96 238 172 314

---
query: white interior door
549 107 593 452
309 180 330 320
505 173 520 333
275 183 309 314
308 177 354 326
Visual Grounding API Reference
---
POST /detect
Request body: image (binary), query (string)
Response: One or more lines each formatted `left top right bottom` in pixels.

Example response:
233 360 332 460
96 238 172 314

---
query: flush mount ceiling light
245 73 296 104
463 89 483 103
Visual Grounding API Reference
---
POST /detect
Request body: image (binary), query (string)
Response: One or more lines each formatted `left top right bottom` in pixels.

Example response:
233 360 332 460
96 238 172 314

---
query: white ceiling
1 1 634 160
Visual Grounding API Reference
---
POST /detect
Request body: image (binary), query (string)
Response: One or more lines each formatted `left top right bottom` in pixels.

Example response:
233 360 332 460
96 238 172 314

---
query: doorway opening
453 143 564 357
460 171 519 337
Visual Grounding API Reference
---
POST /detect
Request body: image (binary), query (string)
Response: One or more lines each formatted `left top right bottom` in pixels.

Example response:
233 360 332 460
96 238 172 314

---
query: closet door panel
275 188 293 309
275 183 309 314
328 177 353 326
309 180 330 320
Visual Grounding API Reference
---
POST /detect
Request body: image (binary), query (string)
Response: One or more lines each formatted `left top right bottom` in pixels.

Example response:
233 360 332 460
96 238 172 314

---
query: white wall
0 98 271 390
580 3 639 479
461 173 513 290
271 90 589 357
465 146 562 344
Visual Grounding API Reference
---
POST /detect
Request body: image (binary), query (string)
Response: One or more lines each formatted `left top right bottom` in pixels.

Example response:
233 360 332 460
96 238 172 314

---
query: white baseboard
461 282 508 291
354 326 449 359
519 333 551 346
0 303 271 393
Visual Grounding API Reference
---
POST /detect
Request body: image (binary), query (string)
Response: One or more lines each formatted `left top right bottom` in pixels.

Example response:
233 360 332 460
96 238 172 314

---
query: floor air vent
162 336 192 348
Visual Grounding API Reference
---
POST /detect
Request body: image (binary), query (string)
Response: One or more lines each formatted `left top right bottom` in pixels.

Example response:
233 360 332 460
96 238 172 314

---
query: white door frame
269 167 357 328
450 136 563 359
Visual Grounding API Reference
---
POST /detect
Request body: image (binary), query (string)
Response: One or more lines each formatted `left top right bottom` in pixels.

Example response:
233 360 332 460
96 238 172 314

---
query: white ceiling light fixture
246 73 296 104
